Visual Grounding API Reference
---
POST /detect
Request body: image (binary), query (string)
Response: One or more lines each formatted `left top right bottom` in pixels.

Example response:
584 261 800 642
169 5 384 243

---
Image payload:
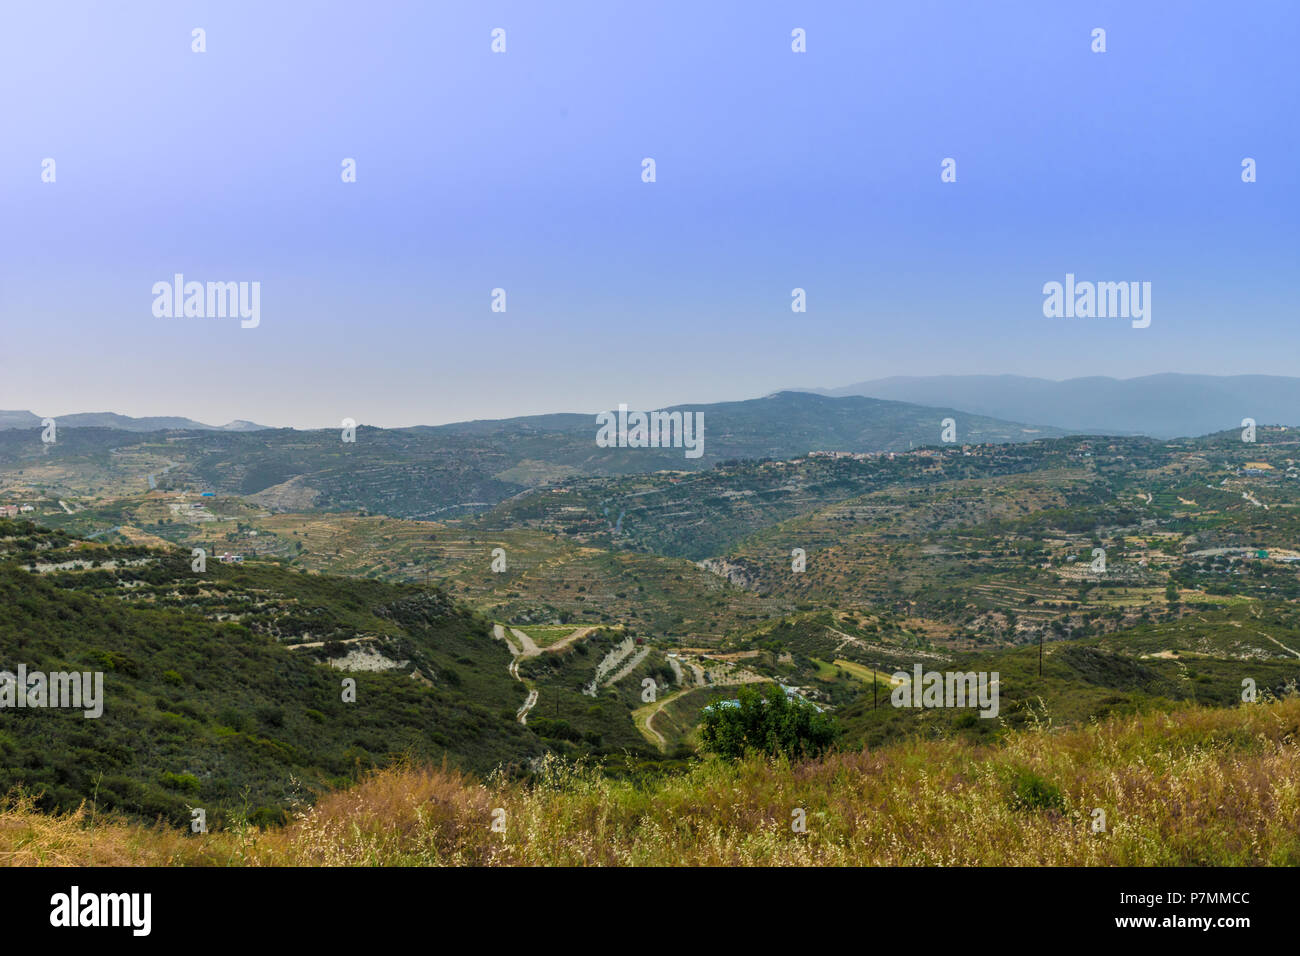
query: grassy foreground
4 698 1299 866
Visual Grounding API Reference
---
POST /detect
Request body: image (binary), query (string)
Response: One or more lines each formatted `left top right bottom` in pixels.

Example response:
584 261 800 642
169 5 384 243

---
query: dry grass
4 699 1299 866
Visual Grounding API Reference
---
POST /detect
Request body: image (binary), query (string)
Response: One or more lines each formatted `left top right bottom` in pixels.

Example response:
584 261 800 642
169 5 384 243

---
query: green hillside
0 519 555 826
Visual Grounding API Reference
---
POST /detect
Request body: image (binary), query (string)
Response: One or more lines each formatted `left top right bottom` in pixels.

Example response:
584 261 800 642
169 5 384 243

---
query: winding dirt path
545 626 597 654
494 624 530 717
495 624 602 722
509 627 542 657
1253 630 1300 659
635 687 692 750
631 672 768 752
516 689 538 724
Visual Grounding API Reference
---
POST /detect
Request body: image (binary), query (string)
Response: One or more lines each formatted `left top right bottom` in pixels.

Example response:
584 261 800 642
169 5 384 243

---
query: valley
2 395 1299 832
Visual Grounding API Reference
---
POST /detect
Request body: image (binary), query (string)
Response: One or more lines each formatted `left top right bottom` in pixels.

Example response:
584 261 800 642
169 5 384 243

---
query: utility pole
1038 631 1043 677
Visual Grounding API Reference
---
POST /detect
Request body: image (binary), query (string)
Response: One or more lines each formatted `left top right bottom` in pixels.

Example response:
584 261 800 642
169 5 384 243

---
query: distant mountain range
0 393 1056 451
0 392 1064 519
9 372 1298 441
422 390 1065 458
797 374 1300 439
0 410 269 432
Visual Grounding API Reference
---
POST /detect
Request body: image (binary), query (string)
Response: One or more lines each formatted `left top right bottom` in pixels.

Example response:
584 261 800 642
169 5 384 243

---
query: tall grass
4 699 1298 866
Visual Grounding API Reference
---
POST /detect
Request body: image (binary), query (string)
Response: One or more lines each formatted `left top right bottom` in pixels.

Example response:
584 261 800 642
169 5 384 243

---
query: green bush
698 683 838 761
1008 769 1065 813
160 771 201 794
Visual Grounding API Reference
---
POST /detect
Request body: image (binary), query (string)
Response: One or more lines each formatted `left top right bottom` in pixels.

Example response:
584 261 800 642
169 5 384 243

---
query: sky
1 0 1296 428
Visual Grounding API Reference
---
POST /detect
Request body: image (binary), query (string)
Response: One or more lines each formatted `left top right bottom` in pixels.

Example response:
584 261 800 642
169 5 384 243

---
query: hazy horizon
3 370 1298 431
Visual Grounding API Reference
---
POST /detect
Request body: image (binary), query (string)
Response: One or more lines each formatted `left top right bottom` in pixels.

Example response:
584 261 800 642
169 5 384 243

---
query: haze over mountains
799 374 1300 439
0 392 1059 452
421 391 1063 453
8 374 1298 440
0 392 1062 520
0 410 268 432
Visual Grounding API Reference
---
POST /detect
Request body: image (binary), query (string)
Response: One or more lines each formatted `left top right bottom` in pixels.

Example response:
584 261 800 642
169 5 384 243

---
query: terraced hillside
704 431 1300 649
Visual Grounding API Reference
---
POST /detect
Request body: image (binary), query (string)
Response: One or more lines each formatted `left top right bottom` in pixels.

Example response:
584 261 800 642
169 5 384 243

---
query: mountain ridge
793 373 1300 438
15 372 1300 438
0 410 270 432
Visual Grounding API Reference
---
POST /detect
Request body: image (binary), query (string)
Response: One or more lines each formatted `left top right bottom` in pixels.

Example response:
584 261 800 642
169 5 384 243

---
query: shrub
160 772 201 794
698 683 838 761
1008 768 1065 813
215 706 253 734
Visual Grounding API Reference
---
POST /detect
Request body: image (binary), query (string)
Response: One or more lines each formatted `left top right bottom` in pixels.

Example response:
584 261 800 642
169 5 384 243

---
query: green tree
698 683 838 761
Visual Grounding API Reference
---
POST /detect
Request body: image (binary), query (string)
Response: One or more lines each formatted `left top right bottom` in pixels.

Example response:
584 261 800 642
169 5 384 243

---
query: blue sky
1 0 1296 427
